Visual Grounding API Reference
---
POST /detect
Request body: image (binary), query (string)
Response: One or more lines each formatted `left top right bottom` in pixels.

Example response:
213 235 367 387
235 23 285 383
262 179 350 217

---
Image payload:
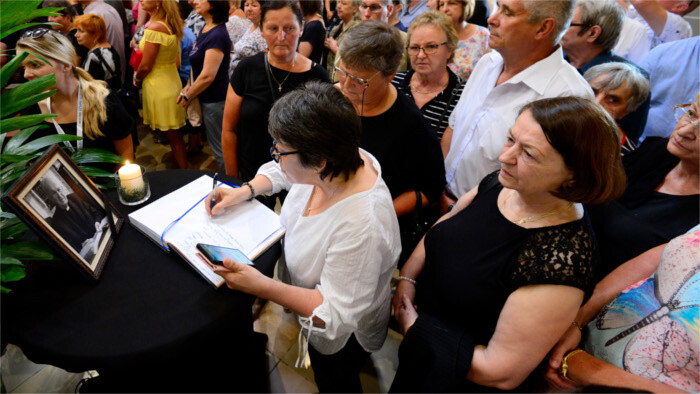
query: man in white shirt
442 0 593 201
626 0 694 49
79 0 125 82
613 15 651 63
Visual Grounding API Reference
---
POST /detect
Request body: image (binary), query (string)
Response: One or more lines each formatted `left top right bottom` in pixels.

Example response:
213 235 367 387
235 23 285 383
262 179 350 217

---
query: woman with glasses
207 81 400 393
589 93 700 278
440 0 489 80
221 0 329 200
392 11 465 141
16 29 134 167
337 21 445 265
228 0 268 73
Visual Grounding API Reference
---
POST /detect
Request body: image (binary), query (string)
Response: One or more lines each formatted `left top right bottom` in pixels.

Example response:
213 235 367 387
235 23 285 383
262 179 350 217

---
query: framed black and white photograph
2 145 123 281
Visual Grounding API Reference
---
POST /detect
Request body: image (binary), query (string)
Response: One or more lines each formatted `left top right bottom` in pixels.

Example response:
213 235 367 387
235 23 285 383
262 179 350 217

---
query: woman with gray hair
584 62 650 154
207 81 400 393
337 21 446 265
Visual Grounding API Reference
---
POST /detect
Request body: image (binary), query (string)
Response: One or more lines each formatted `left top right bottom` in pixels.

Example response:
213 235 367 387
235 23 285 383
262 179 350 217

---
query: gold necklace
505 190 574 225
267 53 296 92
410 75 448 95
305 185 339 215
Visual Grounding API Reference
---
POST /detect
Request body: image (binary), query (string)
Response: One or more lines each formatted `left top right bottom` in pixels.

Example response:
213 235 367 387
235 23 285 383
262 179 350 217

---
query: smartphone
196 244 254 266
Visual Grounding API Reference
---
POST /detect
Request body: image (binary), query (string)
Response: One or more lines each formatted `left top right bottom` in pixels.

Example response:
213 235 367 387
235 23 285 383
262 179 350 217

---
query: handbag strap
93 48 116 76
412 190 424 223
436 79 458 130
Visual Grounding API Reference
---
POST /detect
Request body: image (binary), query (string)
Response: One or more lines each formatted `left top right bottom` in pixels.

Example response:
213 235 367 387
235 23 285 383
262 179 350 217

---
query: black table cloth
2 170 281 392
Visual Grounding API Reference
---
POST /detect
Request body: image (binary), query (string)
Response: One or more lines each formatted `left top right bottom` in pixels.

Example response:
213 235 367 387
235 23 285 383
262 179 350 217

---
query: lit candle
118 161 145 193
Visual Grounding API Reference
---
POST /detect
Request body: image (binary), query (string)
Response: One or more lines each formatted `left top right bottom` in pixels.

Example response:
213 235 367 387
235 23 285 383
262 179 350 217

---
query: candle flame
125 160 130 166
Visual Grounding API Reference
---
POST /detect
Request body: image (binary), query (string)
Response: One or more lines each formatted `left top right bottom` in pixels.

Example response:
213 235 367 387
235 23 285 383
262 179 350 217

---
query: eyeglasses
407 42 447 56
674 103 699 126
359 3 384 13
335 66 381 88
22 27 50 39
569 22 593 31
270 143 300 163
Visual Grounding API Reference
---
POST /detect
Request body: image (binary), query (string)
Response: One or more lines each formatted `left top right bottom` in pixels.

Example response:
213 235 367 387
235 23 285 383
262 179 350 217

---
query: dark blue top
189 24 231 103
578 50 650 145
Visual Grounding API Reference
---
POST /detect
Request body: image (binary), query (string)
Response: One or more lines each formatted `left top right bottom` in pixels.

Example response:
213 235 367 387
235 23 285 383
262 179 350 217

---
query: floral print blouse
448 25 490 81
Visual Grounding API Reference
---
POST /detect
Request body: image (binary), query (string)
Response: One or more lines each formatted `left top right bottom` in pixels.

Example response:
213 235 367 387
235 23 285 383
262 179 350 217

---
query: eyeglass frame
270 142 301 163
334 66 382 89
359 3 385 13
407 42 448 56
22 27 51 39
674 103 699 126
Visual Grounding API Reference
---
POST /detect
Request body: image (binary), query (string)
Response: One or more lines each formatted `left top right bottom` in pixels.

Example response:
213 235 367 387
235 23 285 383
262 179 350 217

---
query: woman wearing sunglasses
336 21 445 265
207 81 400 393
589 93 700 278
17 28 134 168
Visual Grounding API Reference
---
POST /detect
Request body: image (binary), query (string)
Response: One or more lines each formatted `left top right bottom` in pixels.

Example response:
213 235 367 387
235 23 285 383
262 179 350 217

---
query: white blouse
257 149 401 359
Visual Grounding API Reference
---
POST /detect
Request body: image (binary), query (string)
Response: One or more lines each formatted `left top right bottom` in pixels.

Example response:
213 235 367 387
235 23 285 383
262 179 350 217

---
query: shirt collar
505 46 567 95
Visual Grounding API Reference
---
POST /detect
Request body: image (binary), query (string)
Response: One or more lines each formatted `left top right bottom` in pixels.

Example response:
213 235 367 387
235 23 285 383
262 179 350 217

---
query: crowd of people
5 0 698 392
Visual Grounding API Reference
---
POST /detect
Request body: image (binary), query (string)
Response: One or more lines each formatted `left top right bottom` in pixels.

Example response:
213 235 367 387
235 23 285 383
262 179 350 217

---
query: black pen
210 173 218 213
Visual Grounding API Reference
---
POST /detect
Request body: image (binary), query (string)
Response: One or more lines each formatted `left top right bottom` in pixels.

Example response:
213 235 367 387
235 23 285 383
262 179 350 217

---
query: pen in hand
210 173 218 215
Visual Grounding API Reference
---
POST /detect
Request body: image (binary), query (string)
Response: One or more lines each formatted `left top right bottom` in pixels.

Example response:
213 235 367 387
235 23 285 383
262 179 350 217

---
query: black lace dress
390 172 598 393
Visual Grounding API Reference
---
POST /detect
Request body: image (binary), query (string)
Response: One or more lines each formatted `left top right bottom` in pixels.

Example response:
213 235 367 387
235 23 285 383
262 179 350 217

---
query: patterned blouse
226 15 252 48
229 26 268 76
448 25 490 81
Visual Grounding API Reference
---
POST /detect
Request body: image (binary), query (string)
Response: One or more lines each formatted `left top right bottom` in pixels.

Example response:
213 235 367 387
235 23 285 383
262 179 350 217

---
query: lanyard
46 83 83 152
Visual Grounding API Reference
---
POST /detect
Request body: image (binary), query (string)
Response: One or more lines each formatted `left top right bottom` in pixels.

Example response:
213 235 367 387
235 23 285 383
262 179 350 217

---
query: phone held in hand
196 243 254 266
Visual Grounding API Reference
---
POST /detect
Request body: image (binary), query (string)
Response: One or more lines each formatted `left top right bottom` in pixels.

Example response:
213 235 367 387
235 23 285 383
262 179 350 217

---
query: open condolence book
129 175 285 288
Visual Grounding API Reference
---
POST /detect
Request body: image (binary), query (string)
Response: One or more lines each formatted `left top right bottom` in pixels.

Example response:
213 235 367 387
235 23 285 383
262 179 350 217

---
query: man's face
658 0 690 15
560 6 597 67
47 182 70 211
48 14 72 32
589 74 634 120
487 0 539 53
359 0 391 22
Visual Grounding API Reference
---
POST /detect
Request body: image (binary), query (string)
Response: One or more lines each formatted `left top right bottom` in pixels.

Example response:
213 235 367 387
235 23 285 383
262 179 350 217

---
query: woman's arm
112 135 134 162
441 126 453 157
134 26 167 84
393 190 428 217
222 84 243 177
564 350 685 393
630 0 668 36
392 186 478 319
180 48 224 104
467 284 584 390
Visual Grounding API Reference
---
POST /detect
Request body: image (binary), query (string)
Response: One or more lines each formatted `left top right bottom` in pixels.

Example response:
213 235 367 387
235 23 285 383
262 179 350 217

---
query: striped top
392 68 466 140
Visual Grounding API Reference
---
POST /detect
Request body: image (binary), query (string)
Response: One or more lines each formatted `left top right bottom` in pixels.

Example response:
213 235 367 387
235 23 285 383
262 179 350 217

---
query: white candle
118 162 144 193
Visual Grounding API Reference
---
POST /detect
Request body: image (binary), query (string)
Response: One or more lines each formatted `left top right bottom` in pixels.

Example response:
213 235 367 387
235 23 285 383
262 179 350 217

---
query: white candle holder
116 164 151 206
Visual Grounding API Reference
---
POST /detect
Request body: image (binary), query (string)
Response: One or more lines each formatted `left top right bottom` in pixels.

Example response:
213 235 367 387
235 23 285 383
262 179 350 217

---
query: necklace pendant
278 85 283 92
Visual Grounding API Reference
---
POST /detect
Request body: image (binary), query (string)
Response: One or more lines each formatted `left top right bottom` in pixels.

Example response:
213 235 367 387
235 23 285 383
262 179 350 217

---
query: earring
313 169 319 174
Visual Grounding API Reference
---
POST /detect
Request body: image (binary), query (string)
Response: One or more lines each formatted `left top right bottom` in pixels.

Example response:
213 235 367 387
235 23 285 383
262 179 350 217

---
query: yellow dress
139 27 186 131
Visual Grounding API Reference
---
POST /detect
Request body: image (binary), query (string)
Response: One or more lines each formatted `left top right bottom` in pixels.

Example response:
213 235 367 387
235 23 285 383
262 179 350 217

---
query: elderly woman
589 93 699 278
323 0 360 82
73 14 122 91
222 0 330 192
207 81 400 393
392 11 465 140
229 0 268 73
584 62 650 154
390 97 626 392
179 0 231 174
546 227 698 392
440 0 489 80
336 22 445 263
17 29 134 166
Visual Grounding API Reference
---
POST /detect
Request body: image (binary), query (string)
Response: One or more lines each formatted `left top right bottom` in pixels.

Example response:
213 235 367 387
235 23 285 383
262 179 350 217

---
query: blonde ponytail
73 67 109 140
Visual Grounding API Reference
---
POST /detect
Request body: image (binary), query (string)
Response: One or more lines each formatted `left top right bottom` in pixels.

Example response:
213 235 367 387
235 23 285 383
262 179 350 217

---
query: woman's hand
393 279 416 320
397 294 419 335
545 323 582 390
324 37 338 54
212 257 268 295
177 88 190 109
204 186 250 216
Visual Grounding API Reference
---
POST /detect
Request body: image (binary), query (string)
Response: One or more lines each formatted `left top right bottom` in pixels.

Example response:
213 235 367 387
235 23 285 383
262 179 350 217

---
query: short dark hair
338 21 403 76
520 97 626 205
43 0 78 17
262 0 304 27
268 81 364 182
205 0 230 24
298 0 322 16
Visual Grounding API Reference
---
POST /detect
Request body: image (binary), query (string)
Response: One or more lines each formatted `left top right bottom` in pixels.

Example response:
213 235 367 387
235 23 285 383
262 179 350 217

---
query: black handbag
398 190 437 267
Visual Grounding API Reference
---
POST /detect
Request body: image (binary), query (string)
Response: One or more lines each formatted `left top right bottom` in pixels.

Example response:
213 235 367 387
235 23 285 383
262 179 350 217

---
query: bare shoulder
147 22 171 34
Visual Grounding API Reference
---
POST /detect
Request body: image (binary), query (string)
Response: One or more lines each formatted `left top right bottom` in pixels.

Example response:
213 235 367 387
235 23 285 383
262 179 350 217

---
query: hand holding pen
205 175 251 217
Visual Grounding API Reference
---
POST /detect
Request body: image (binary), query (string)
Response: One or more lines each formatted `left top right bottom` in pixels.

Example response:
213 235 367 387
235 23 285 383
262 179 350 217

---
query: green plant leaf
1 257 26 282
0 159 29 177
13 134 81 155
0 2 60 40
2 241 56 260
1 221 28 240
79 165 117 178
0 153 41 164
0 113 57 133
1 74 56 116
0 214 21 230
72 148 125 164
0 50 28 90
2 123 47 154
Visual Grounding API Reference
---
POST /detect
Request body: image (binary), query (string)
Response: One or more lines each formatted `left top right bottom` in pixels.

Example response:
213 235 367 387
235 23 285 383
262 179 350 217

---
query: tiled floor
0 123 402 393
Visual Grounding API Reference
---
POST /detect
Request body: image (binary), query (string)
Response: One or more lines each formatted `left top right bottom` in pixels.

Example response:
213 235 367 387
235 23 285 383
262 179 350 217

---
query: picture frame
2 145 123 281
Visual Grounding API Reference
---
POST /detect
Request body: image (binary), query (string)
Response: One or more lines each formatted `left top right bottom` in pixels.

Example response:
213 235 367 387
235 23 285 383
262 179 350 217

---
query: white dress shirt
614 17 651 64
257 149 400 358
627 6 692 49
445 46 593 197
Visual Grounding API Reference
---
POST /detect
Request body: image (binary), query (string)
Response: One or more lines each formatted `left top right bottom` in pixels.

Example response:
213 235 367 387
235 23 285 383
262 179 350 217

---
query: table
1 170 282 392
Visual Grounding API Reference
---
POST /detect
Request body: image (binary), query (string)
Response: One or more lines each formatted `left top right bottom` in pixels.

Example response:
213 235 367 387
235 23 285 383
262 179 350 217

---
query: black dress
230 52 330 181
589 137 699 277
390 172 598 393
299 19 325 64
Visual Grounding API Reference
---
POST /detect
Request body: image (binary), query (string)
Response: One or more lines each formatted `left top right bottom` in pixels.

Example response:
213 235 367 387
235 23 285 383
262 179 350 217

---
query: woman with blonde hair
440 0 489 80
73 13 122 91
17 28 134 168
134 0 187 169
